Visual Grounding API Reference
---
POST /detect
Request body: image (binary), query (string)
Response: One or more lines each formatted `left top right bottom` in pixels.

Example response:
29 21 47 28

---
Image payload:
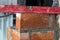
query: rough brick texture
21 13 55 29
31 31 54 40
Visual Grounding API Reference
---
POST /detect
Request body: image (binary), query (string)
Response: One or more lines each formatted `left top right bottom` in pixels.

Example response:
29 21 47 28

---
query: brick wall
21 13 55 29
31 31 54 40
20 31 54 40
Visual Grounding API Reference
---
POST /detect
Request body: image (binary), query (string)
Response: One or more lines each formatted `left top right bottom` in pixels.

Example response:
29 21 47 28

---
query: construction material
31 31 54 40
20 33 29 40
11 29 20 40
21 13 55 29
20 31 54 40
16 13 21 30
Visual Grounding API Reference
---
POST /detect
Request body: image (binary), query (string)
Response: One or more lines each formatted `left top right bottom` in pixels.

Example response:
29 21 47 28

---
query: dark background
17 0 53 6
